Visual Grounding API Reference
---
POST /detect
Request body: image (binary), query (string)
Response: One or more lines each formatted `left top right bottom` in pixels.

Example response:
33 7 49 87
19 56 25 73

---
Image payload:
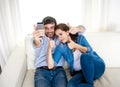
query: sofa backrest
84 32 120 67
25 32 120 69
25 34 35 69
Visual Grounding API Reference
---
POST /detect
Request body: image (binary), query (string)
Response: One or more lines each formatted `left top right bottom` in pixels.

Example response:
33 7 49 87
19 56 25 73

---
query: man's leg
67 71 84 87
34 68 51 87
52 68 68 87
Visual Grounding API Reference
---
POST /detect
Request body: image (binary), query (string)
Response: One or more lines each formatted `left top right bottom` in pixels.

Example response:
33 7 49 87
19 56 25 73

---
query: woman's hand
67 23 86 34
67 37 77 49
67 36 87 53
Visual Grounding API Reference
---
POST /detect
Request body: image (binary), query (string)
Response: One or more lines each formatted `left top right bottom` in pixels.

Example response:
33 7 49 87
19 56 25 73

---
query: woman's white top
73 49 82 71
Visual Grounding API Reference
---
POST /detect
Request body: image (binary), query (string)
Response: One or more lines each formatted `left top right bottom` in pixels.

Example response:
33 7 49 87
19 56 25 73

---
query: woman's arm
74 43 88 53
68 39 88 53
78 35 93 53
69 25 86 34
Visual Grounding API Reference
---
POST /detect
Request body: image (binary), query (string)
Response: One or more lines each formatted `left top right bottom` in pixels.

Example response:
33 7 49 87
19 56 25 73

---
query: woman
48 23 105 87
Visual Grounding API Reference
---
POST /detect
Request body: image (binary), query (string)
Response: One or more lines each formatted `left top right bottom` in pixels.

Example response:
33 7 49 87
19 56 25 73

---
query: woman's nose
59 37 62 41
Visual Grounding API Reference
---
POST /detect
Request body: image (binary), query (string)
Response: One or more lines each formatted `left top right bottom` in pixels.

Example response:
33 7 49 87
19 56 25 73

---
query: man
33 16 85 87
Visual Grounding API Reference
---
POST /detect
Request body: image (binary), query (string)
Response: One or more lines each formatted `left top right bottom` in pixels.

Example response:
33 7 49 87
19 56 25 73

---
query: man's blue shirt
32 36 65 68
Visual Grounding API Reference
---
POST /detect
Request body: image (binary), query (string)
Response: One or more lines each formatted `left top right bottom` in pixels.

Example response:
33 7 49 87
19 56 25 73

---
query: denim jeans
68 53 105 87
34 67 68 87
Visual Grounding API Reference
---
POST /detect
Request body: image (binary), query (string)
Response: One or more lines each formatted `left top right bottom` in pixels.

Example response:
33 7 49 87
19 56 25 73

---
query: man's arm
47 40 55 69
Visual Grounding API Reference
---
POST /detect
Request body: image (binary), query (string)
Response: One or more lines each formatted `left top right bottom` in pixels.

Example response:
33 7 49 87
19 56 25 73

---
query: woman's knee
81 53 93 64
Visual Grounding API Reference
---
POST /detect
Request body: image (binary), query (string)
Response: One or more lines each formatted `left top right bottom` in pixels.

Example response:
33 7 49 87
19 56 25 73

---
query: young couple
33 16 105 87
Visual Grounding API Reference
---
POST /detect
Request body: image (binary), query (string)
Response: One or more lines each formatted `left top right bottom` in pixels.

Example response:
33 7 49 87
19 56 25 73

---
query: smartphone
36 22 44 30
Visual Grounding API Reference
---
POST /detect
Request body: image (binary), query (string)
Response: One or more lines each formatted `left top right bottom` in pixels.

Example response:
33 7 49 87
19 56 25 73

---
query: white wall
19 0 84 36
19 0 120 35
107 0 120 32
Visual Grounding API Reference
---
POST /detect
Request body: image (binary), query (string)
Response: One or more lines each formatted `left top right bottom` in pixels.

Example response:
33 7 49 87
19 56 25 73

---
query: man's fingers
50 40 55 48
34 24 37 30
33 30 44 37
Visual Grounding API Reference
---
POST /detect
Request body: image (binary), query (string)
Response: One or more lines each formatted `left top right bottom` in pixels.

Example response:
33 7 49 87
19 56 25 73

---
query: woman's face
55 29 69 43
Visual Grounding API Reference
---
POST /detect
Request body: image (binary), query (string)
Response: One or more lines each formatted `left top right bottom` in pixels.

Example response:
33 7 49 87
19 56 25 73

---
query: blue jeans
34 67 68 87
68 53 105 87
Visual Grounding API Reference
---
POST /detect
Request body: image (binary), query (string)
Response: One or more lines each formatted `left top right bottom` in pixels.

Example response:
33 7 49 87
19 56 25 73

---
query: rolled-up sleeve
53 44 63 64
77 35 93 53
31 37 45 58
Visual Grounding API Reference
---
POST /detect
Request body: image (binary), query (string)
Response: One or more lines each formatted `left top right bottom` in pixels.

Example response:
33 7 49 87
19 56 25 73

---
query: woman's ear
66 31 69 36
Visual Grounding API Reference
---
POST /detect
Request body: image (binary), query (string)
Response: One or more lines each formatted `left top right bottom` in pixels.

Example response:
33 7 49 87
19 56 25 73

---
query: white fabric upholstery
94 68 120 87
25 34 35 69
22 68 120 87
22 32 120 87
25 32 120 70
84 32 120 67
0 32 120 87
0 45 27 87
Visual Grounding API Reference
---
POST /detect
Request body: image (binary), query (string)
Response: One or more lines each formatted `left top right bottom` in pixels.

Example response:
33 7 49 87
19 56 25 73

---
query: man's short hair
42 16 57 26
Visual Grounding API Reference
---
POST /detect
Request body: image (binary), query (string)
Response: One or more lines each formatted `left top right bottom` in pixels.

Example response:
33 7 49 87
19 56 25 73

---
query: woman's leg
80 53 105 86
92 52 105 80
67 71 84 87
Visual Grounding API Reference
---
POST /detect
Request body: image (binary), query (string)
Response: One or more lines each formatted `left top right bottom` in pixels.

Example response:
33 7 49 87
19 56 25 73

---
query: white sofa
0 32 120 87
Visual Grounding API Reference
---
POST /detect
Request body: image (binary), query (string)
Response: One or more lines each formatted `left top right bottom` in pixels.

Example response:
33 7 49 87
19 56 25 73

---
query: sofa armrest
0 45 27 87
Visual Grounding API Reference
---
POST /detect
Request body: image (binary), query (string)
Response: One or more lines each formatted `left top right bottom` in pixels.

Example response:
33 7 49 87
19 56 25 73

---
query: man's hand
47 38 55 49
33 24 45 47
50 40 55 48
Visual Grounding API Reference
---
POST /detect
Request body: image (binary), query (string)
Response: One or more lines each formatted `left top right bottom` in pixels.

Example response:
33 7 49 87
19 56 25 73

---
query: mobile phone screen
36 22 44 30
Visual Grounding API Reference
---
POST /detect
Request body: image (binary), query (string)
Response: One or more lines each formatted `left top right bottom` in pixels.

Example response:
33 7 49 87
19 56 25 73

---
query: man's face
44 23 55 38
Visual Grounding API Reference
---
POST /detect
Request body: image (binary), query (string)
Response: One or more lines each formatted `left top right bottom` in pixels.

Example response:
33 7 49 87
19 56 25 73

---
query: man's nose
48 29 52 32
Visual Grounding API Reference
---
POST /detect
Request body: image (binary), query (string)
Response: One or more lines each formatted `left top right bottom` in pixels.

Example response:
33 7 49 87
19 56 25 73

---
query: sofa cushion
94 67 120 87
22 69 35 87
22 68 120 87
